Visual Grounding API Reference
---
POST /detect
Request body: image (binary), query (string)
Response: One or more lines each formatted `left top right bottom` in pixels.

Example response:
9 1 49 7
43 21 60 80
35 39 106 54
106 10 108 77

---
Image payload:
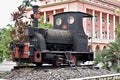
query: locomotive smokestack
32 5 39 27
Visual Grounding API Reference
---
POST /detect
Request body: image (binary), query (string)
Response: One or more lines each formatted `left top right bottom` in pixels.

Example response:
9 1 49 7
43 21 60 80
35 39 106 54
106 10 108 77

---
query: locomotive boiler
11 6 93 66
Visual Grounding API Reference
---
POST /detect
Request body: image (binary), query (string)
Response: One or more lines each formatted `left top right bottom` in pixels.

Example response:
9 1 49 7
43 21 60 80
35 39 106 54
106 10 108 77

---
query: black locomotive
11 6 93 66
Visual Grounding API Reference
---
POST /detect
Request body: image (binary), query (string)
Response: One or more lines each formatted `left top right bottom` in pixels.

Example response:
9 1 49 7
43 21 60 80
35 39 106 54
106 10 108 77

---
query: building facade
29 0 120 54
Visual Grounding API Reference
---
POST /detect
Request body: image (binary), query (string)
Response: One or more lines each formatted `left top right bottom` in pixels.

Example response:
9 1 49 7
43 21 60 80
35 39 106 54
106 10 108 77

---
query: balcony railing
88 38 115 43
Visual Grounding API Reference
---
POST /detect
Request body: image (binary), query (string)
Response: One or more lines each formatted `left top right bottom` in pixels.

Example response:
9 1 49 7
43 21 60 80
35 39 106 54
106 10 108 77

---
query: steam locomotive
11 6 93 66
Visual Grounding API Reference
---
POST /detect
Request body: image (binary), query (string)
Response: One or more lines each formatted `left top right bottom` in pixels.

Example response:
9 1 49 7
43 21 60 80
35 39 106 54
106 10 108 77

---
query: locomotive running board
41 51 94 61
41 51 93 54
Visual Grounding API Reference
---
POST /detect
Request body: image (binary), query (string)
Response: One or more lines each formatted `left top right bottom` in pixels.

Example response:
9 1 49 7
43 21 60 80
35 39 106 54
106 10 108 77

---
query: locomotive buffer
65 52 79 72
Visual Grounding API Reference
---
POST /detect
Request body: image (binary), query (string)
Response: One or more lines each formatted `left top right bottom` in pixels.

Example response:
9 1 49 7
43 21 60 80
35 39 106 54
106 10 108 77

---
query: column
100 12 102 39
92 10 95 39
64 8 67 12
113 15 116 40
53 10 56 15
64 8 66 12
44 11 46 23
107 14 109 39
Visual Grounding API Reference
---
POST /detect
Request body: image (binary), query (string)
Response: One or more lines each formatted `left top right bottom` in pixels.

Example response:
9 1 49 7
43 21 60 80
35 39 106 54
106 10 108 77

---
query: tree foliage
94 50 117 70
94 38 120 72
115 9 120 13
115 24 120 38
11 6 27 42
38 17 53 28
38 22 53 29
22 0 37 8
0 25 15 62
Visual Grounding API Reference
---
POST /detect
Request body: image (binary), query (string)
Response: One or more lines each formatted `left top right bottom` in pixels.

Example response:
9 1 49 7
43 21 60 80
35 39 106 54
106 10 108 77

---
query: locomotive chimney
32 5 39 27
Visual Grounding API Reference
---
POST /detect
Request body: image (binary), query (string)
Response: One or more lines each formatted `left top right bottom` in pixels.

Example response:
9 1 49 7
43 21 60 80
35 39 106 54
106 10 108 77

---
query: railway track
2 65 118 80
13 63 97 70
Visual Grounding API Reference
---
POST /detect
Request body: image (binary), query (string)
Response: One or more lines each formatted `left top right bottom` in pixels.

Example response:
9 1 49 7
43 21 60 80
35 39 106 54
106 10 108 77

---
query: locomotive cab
54 12 92 52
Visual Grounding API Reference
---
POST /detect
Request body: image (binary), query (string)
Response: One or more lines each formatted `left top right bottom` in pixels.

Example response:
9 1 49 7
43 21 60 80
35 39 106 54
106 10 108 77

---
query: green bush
94 38 120 72
38 22 53 29
0 26 14 62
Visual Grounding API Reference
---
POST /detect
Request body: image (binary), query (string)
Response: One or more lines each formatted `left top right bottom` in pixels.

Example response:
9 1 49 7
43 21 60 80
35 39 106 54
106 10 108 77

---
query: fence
69 73 120 80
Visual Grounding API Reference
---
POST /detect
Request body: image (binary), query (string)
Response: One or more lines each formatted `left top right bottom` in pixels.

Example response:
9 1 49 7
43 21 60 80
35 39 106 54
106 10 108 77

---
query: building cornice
25 0 78 11
39 0 78 8
79 0 115 11
100 0 120 8
39 0 116 11
27 0 119 12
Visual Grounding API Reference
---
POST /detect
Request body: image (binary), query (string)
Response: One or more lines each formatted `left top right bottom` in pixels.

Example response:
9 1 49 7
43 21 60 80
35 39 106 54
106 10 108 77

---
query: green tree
94 38 120 72
115 9 120 13
94 50 117 70
115 24 120 38
0 25 15 62
38 17 53 28
38 22 53 28
22 0 37 8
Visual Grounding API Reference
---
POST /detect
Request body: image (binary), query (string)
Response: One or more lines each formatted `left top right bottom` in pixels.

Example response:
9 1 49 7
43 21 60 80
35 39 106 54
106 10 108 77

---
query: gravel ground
1 66 116 80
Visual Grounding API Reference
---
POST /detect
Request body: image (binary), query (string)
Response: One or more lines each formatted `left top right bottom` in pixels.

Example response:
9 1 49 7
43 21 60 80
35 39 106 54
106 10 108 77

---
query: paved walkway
0 60 16 71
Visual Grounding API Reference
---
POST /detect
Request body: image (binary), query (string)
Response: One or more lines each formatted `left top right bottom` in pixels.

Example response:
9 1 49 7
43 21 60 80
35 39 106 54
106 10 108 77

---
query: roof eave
79 0 115 11
100 0 120 8
39 0 78 8
27 0 117 12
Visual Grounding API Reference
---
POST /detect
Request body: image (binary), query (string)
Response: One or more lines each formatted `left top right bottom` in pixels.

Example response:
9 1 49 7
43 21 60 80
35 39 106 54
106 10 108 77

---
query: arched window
95 45 100 53
88 45 92 52
103 46 106 50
